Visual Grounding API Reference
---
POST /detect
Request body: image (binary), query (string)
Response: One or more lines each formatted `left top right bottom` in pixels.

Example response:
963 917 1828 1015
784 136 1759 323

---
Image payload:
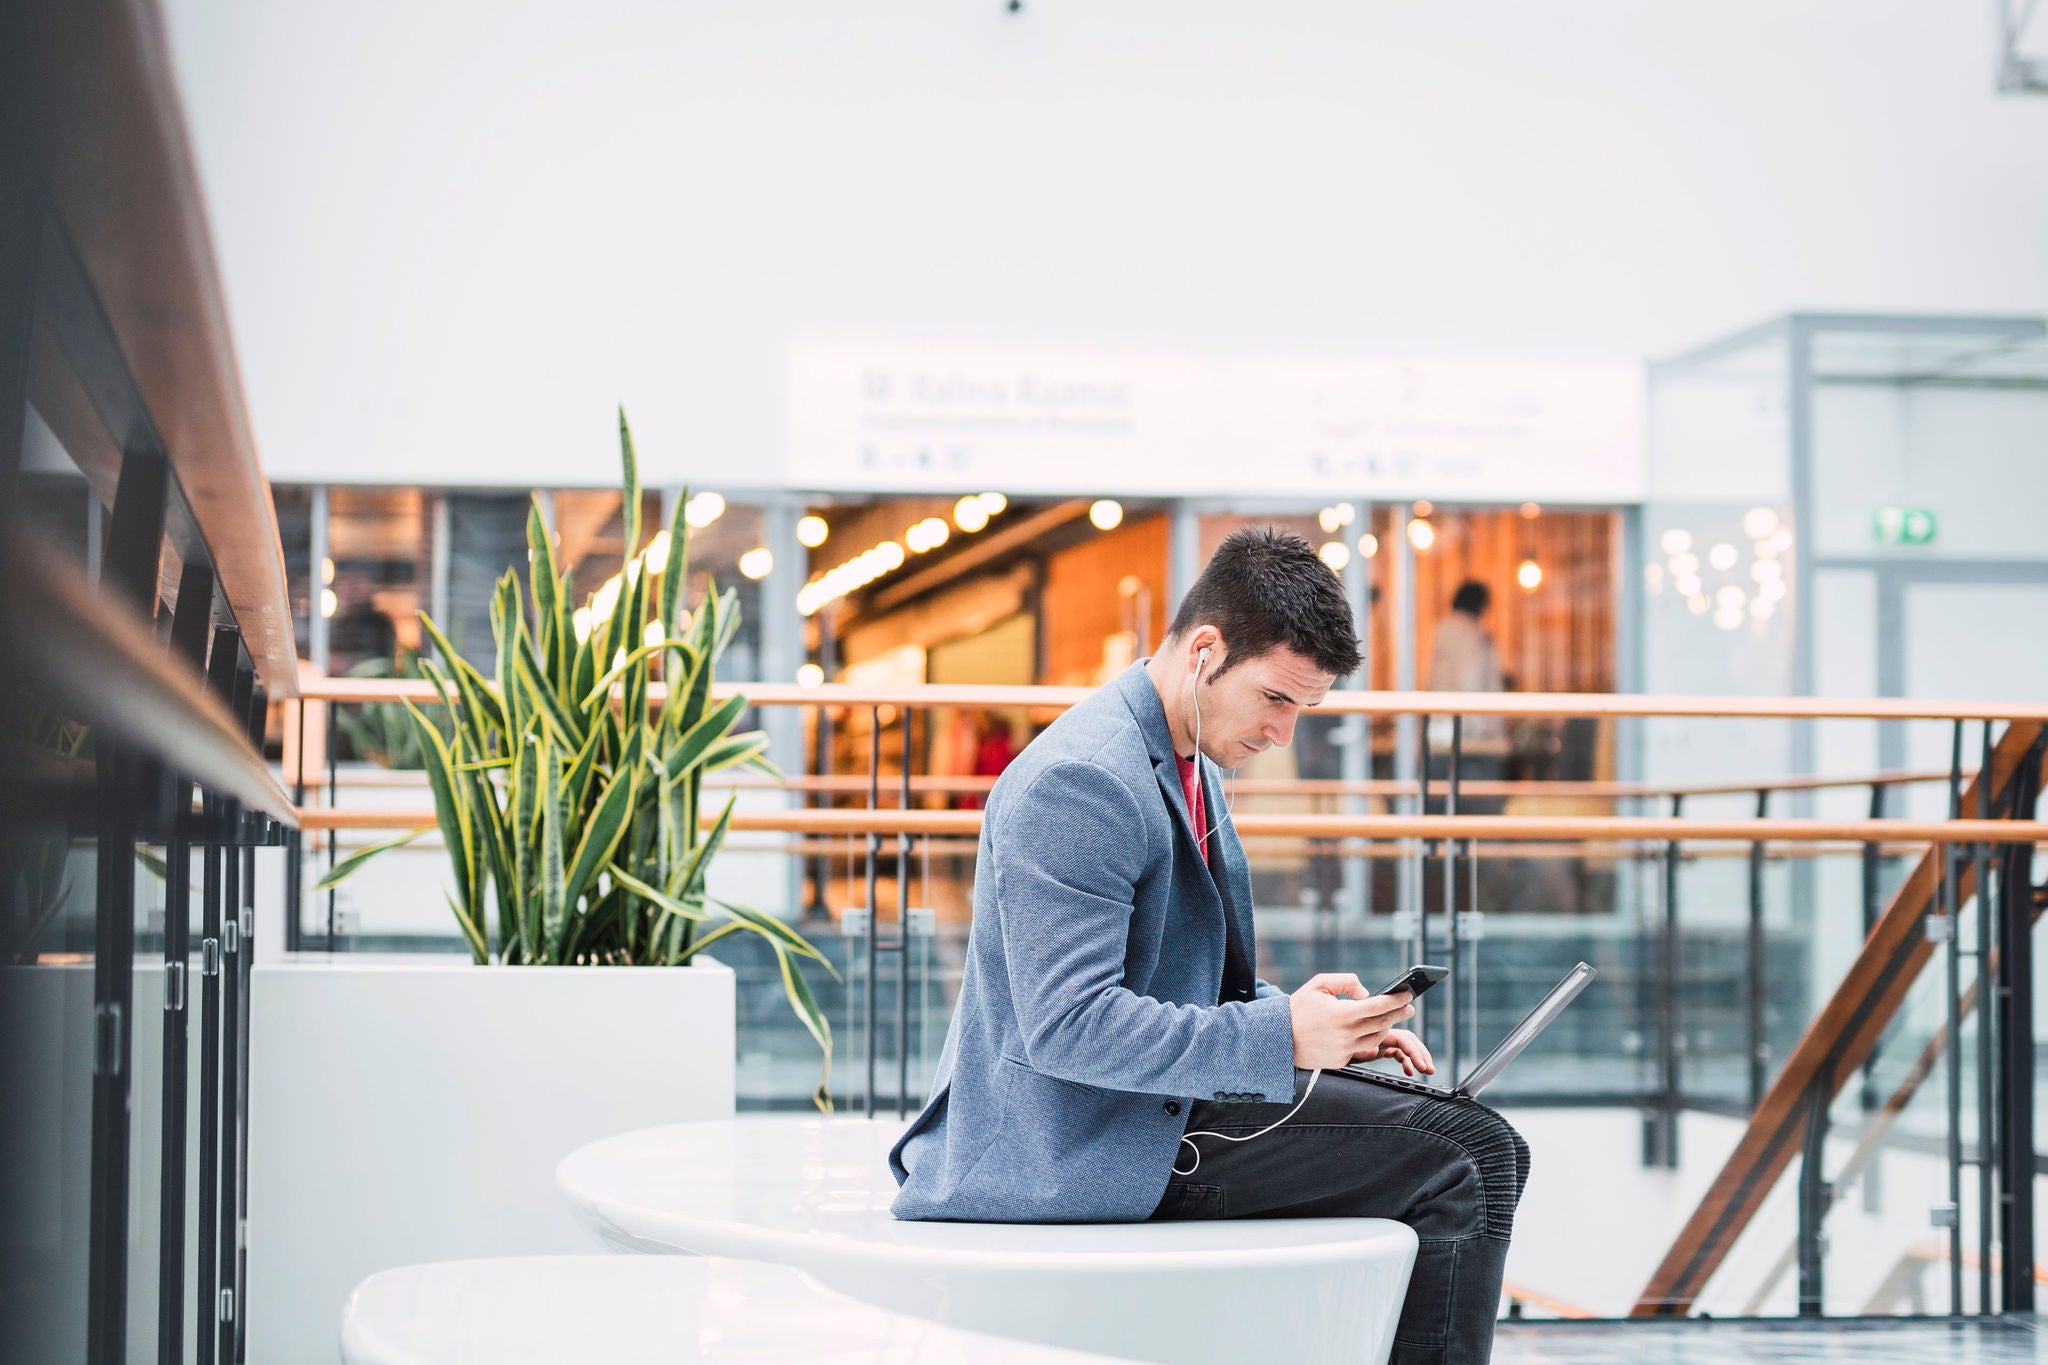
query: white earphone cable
1173 1067 1321 1177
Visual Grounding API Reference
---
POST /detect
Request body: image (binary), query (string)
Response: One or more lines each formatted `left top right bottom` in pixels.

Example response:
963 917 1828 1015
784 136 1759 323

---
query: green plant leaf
540 776 567 962
407 698 481 955
580 637 692 711
658 484 691 639
564 737 642 912
708 895 835 971
675 791 737 901
528 498 569 695
516 629 585 749
420 610 509 744
618 407 642 566
311 827 429 891
700 730 772 775
605 862 707 923
446 891 487 964
663 694 746 783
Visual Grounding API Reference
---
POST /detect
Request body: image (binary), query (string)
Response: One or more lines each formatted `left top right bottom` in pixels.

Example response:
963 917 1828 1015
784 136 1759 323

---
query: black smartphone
1377 964 1449 1000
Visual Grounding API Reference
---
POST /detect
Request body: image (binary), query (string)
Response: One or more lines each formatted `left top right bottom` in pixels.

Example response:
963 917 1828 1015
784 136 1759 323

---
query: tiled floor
1493 1316 2048 1363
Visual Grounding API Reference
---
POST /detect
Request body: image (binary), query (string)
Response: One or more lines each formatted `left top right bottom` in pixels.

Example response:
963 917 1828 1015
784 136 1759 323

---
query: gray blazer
889 662 1297 1222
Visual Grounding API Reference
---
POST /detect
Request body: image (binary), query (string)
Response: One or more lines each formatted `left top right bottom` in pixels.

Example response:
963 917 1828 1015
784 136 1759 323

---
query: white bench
340 1254 1119 1364
555 1118 1418 1365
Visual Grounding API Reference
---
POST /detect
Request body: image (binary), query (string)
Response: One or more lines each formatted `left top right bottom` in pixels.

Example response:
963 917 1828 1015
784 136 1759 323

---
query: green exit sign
1874 507 1936 545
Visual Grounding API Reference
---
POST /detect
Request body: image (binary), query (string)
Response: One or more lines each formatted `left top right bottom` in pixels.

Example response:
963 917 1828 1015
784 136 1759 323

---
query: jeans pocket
1151 1182 1225 1221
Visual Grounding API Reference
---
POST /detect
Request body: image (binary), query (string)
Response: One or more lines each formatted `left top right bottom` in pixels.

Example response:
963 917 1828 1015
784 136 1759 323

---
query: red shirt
1175 753 1208 865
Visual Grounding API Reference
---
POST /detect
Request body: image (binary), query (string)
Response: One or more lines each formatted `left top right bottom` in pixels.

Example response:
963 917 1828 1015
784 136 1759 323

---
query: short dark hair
1167 526 1362 679
1451 579 1491 616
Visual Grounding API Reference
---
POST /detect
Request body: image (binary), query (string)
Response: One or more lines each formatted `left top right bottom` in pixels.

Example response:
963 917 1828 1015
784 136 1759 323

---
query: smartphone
1377 964 1449 1001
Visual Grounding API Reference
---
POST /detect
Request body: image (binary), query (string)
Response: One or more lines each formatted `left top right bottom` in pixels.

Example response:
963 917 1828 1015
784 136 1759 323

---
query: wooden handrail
293 806 2047 845
1 531 297 825
298 766 1968 803
293 677 2048 723
1632 721 2044 1317
25 0 298 695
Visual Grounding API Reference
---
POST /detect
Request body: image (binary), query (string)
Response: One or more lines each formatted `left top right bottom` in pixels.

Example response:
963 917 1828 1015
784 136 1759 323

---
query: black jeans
1150 1069 1528 1365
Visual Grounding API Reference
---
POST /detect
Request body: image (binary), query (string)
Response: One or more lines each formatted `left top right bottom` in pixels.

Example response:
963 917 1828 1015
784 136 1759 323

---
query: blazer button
1163 1100 1182 1117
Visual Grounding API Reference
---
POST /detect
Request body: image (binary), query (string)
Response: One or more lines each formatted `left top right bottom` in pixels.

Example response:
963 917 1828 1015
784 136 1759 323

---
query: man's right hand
1289 973 1415 1070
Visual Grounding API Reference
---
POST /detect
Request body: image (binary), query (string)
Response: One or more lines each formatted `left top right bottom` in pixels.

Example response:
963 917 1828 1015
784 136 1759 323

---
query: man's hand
1364 1028 1435 1077
1289 973 1414 1070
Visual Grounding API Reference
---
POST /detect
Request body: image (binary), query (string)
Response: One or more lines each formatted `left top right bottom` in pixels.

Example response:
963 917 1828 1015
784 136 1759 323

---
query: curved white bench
556 1118 1418 1365
340 1254 1118 1364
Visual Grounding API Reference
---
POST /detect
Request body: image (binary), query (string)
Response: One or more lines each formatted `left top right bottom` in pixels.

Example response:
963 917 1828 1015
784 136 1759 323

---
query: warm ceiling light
684 492 726 529
1089 499 1124 531
953 496 990 533
1767 527 1793 554
1520 502 1541 519
1669 553 1699 577
1687 593 1709 615
1357 532 1380 559
1118 574 1143 598
977 492 1007 516
320 587 338 619
1708 543 1738 571
1714 604 1744 632
1517 558 1543 591
1644 563 1664 593
1674 574 1702 598
1716 584 1746 610
1318 506 1343 535
1750 596 1775 620
1660 528 1693 557
1752 560 1782 583
1742 506 1780 540
796 663 824 688
642 620 665 648
1318 541 1351 571
739 547 774 580
906 517 950 553
1413 499 1434 517
1407 518 1435 552
321 556 336 584
797 515 829 548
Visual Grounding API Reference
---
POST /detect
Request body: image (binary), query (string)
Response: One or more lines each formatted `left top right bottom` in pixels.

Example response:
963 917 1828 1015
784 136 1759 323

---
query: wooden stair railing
1631 720 2046 1316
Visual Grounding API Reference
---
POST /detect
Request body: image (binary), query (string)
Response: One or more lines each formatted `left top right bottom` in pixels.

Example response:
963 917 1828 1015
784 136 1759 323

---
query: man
1428 578 1508 815
892 528 1528 1365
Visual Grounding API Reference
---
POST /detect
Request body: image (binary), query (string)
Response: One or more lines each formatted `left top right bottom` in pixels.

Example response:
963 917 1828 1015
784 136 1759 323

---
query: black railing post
1648 794 1683 1169
1944 724 1964 1315
1860 781 1886 1116
899 707 914 1120
1997 738 2043 1313
1747 788 1769 1112
195 629 238 1365
1444 715 1462 1081
1974 720 1996 1315
864 707 880 1119
1796 1065 1833 1315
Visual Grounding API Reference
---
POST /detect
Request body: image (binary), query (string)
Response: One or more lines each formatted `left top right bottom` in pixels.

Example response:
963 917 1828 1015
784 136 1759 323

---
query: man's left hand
1363 1029 1435 1077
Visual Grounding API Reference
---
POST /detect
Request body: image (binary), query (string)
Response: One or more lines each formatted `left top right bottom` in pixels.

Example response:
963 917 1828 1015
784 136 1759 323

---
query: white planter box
246 956 734 1363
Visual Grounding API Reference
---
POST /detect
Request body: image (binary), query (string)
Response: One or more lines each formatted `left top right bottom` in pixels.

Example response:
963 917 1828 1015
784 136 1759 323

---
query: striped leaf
311 827 427 892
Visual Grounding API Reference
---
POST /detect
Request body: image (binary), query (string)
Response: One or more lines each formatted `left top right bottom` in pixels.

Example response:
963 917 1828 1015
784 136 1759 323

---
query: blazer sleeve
992 759 1297 1100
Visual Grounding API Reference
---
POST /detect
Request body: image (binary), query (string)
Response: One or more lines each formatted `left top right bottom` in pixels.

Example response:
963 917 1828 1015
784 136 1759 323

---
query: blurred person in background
1427 579 1506 815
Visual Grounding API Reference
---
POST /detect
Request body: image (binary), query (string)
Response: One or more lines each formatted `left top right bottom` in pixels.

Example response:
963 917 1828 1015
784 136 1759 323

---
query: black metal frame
7 196 288 1365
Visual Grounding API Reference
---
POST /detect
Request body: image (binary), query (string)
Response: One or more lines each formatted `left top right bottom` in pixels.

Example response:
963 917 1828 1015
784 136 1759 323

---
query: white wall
162 1 2048 490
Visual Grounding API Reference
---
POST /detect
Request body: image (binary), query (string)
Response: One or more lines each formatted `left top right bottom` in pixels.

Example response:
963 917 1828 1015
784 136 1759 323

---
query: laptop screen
1458 961 1597 1097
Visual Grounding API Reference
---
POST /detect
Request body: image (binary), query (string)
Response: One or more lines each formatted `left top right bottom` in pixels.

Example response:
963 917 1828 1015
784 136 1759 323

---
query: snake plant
317 410 833 1107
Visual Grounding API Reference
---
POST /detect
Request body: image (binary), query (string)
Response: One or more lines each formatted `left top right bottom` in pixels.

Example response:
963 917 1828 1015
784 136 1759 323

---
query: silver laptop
1338 961 1596 1100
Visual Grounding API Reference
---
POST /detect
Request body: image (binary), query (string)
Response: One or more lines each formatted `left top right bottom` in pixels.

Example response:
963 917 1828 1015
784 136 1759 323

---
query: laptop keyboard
1335 1065 1469 1100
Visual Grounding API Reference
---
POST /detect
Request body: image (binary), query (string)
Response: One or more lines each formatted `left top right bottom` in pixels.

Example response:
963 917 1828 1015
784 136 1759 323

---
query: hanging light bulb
1708 543 1738 571
1742 506 1780 540
1357 532 1380 559
1317 506 1343 535
953 496 989 533
1318 541 1350 571
1660 528 1693 557
1407 518 1435 552
738 547 774 580
1089 499 1124 531
320 587 338 618
1517 558 1543 591
976 492 1007 516
796 515 829 548
796 663 824 688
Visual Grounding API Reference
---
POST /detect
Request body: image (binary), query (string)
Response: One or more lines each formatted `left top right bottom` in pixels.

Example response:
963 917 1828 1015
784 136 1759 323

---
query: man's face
1195 640 1335 767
